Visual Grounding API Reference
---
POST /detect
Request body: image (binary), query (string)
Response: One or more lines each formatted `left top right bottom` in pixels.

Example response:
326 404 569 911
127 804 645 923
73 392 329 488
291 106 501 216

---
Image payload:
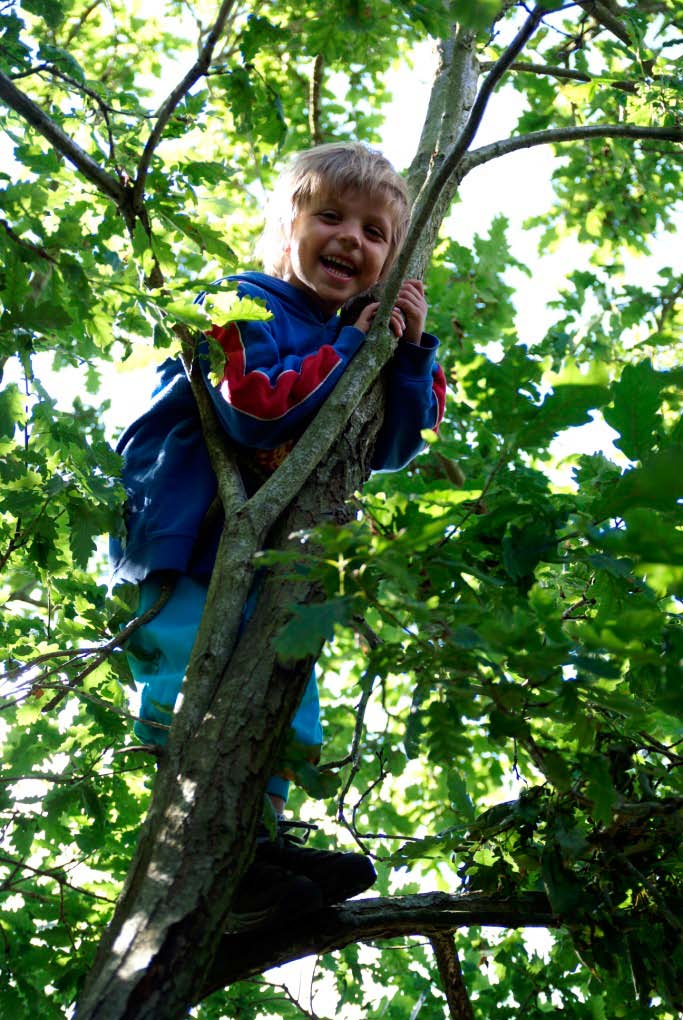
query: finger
389 308 405 337
355 301 380 332
397 286 427 309
400 279 425 297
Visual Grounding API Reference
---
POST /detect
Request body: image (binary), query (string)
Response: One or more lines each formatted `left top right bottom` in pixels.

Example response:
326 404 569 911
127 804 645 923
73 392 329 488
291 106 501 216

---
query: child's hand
395 279 427 345
353 301 407 337
350 279 427 343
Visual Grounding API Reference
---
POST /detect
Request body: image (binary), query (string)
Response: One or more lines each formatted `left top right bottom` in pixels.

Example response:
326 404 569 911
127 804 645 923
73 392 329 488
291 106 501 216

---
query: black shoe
255 819 377 906
226 859 324 933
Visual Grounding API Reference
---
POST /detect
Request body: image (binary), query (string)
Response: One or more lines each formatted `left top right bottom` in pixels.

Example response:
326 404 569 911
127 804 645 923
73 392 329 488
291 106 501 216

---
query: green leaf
447 770 476 822
274 599 353 662
593 445 683 518
602 360 663 461
163 300 212 329
157 210 237 263
0 384 27 437
541 846 584 915
288 760 340 799
204 292 273 325
37 42 85 81
502 517 558 582
69 512 97 568
404 684 427 759
21 0 65 29
449 0 504 30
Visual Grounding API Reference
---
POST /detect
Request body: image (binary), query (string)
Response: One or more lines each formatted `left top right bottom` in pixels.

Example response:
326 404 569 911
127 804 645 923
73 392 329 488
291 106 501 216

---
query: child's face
282 188 394 317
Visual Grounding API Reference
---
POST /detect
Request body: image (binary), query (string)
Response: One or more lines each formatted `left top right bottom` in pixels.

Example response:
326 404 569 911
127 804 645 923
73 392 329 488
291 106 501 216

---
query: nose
337 219 362 248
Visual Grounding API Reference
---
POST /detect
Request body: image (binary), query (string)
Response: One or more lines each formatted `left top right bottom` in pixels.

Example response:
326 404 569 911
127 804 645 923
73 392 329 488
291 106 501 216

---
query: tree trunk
75 385 386 1020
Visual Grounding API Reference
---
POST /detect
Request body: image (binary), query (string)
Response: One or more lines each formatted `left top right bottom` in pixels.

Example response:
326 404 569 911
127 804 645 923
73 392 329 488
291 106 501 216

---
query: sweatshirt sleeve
371 333 447 472
203 316 367 449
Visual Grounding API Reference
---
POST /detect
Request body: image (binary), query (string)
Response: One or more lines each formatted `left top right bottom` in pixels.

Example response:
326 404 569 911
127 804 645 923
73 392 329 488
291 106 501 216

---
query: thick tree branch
245 330 394 531
200 891 556 997
174 327 248 521
461 123 683 174
390 4 551 292
431 933 475 1020
0 69 125 206
406 34 454 199
133 0 237 207
71 10 568 1019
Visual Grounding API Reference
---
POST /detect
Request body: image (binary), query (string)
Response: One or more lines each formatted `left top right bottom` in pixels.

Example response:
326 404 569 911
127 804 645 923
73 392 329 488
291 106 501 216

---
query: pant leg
126 574 323 801
127 574 207 746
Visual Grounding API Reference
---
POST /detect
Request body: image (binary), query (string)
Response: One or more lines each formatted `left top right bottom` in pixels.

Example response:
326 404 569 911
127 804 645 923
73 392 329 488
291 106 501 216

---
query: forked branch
0 69 125 206
133 0 238 206
389 4 551 290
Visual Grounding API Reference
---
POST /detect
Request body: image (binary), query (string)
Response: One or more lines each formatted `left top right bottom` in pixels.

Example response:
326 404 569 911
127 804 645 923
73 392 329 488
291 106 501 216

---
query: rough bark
199 891 556 998
75 375 387 1020
430 933 475 1020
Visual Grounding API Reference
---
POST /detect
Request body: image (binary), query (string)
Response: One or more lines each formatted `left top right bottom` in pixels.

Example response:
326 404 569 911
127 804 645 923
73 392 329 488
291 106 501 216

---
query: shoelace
277 817 319 846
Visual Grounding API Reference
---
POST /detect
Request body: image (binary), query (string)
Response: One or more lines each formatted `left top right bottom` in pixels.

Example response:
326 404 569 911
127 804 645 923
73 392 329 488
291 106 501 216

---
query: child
111 142 446 928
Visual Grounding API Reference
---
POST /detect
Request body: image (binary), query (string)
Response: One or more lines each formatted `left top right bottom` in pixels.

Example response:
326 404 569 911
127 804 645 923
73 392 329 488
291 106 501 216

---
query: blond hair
259 142 410 279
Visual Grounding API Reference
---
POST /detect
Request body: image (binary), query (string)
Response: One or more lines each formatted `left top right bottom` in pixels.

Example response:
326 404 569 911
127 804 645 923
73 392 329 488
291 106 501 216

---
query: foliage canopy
1 1 683 1018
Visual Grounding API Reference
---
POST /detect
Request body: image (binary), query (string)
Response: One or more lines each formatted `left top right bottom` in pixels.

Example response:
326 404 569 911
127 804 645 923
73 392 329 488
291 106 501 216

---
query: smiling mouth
320 256 357 279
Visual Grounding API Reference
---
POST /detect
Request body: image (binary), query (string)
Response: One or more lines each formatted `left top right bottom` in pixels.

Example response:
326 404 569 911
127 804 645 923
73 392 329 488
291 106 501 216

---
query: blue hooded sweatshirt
111 272 446 584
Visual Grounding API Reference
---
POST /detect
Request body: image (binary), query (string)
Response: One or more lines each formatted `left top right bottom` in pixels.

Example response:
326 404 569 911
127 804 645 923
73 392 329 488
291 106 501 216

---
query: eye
365 223 387 242
317 209 340 223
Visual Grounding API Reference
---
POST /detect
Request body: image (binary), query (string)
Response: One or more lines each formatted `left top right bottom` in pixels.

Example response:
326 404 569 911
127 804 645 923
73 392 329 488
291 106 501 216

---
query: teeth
322 257 355 276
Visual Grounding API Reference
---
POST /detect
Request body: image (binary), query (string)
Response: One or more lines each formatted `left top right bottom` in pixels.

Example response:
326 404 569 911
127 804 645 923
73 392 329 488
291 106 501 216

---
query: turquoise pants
126 574 323 802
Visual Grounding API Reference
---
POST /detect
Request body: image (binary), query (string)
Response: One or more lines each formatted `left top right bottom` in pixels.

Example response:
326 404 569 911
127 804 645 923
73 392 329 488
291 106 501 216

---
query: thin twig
38 580 175 712
66 0 102 44
44 65 117 162
479 58 638 92
617 855 682 933
0 851 115 903
326 671 376 778
265 977 329 1020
